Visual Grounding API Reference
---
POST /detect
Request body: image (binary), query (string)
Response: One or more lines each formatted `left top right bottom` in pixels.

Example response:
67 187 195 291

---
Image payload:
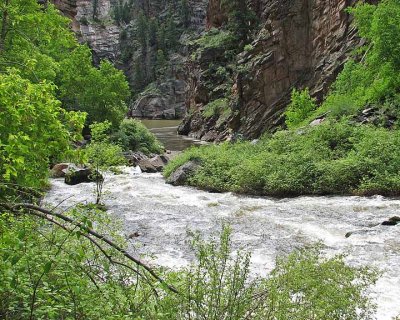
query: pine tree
222 0 257 45
136 12 148 51
148 18 158 47
180 0 190 28
155 49 167 77
165 11 178 50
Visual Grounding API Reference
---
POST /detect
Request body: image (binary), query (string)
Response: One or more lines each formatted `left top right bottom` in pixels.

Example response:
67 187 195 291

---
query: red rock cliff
181 0 377 140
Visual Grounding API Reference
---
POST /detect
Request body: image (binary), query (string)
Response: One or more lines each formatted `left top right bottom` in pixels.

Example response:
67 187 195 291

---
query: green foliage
85 122 126 169
0 72 85 189
221 0 258 45
155 49 167 77
84 121 126 204
194 28 236 52
165 121 400 196
202 98 230 118
263 246 377 319
0 208 160 319
58 46 130 128
0 214 377 319
112 118 164 155
180 0 191 28
285 89 317 128
309 0 400 121
0 0 77 83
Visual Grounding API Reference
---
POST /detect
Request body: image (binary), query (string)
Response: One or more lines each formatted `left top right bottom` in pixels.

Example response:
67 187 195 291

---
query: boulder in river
381 216 400 226
138 159 158 173
51 163 70 178
166 160 201 186
65 167 103 185
149 155 169 172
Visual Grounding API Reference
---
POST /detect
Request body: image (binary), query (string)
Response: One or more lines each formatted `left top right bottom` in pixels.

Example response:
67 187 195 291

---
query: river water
141 119 204 151
44 167 400 319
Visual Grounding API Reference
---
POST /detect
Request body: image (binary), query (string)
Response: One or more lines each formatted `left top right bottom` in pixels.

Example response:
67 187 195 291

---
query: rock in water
381 216 400 226
65 168 103 185
166 160 201 186
51 163 70 178
138 159 158 173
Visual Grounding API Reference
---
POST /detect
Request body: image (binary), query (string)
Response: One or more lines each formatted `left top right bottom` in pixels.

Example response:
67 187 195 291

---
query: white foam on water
44 169 400 319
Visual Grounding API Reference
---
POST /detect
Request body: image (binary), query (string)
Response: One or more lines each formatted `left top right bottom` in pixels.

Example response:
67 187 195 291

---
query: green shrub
0 72 85 189
165 121 400 196
84 121 127 204
202 98 230 118
285 89 317 128
195 29 236 50
262 246 377 319
112 119 164 155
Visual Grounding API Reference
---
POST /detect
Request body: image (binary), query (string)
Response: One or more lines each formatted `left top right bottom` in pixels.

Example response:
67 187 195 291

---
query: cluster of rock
51 151 178 185
123 151 178 173
51 163 103 185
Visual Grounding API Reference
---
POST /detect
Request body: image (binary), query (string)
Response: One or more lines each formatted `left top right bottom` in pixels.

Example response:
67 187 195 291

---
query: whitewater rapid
43 167 400 319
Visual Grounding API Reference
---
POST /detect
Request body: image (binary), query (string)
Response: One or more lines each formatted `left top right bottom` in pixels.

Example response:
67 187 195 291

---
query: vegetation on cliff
165 0 400 197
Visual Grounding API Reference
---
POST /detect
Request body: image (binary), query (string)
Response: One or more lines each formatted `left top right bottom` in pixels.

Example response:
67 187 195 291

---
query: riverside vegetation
165 0 400 197
0 0 394 319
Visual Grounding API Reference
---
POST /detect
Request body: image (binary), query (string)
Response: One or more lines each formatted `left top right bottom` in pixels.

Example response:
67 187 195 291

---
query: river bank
43 167 400 319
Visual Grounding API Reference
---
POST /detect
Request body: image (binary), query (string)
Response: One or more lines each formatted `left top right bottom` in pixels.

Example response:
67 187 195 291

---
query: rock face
54 0 377 139
53 0 120 63
180 0 378 140
130 79 186 120
54 0 208 120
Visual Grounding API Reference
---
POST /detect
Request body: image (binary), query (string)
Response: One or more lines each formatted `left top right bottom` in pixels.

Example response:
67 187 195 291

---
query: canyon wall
54 0 374 138
54 0 207 120
180 0 375 140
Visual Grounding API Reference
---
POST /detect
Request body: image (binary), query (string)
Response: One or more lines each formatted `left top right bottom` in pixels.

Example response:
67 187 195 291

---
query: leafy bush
285 89 317 128
164 121 400 196
112 118 164 155
307 0 400 122
262 246 377 319
194 29 236 50
202 98 230 118
84 121 127 204
0 211 378 319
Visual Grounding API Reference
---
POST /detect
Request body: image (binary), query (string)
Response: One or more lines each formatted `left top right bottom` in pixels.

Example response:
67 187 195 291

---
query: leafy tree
0 0 76 83
58 46 130 128
112 118 163 155
155 49 167 77
165 11 178 50
148 18 158 47
0 0 131 129
133 60 147 90
0 72 85 189
136 11 148 51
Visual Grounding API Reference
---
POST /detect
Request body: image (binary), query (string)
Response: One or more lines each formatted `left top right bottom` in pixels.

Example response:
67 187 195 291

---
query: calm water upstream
44 168 400 320
141 119 204 151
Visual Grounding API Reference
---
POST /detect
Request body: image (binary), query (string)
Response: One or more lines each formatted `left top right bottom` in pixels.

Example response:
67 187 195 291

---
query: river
44 167 400 319
141 119 204 151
